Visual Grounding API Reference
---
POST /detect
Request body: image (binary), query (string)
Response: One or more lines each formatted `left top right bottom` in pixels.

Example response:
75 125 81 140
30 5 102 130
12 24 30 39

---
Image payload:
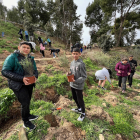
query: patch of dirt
86 105 114 125
0 120 22 140
45 119 86 140
44 113 59 127
0 101 21 138
55 95 74 110
131 108 140 123
102 95 118 106
46 88 59 103
34 87 59 103
126 91 139 98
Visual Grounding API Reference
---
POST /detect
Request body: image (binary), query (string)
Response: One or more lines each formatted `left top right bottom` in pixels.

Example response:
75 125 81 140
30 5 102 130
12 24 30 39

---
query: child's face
18 44 30 55
72 51 81 60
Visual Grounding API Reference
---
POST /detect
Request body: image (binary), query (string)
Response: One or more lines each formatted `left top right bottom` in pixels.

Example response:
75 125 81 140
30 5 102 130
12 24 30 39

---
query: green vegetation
106 105 137 139
0 88 16 120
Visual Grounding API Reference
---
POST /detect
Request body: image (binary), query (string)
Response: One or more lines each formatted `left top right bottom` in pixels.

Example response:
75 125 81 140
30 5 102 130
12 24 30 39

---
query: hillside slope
0 21 140 140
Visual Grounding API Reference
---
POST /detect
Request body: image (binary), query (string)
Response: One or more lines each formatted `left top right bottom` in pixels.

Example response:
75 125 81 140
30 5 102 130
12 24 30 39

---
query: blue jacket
25 31 28 35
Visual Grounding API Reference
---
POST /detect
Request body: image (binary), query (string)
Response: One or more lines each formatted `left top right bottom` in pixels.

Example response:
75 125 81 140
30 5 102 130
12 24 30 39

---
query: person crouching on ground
67 48 87 121
95 68 112 90
1 41 38 131
49 48 60 58
115 57 131 93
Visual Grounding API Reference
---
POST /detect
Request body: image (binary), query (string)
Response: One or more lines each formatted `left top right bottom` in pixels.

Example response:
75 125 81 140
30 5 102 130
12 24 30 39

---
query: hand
67 72 72 76
72 78 75 82
23 77 31 85
128 72 130 75
118 70 121 73
35 77 37 83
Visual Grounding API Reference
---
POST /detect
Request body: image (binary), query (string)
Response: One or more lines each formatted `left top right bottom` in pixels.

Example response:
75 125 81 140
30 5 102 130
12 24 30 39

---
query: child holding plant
1 41 38 131
67 48 87 121
95 68 112 90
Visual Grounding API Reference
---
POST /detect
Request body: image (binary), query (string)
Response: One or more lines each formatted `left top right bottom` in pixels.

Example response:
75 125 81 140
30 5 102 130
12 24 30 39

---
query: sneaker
71 108 82 114
97 85 101 88
122 90 125 93
31 52 34 54
19 38 21 40
101 87 106 90
28 115 39 121
23 121 36 131
77 113 85 121
53 56 56 58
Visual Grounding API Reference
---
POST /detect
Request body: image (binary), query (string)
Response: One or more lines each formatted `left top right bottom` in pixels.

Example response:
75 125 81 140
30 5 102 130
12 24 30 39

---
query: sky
2 0 140 44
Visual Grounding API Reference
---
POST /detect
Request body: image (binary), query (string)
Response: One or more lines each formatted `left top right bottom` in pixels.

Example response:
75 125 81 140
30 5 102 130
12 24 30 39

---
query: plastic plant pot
67 74 74 82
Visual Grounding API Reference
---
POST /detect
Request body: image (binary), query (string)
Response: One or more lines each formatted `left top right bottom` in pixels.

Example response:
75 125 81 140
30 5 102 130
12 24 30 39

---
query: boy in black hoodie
128 55 137 87
67 48 87 121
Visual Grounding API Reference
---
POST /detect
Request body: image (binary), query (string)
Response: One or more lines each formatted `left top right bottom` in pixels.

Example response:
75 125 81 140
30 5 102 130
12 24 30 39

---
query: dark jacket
115 62 131 77
74 43 80 48
50 49 60 54
1 50 38 91
128 59 137 73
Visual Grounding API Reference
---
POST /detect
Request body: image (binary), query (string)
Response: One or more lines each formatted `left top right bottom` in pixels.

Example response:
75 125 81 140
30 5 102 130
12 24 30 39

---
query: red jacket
115 62 131 77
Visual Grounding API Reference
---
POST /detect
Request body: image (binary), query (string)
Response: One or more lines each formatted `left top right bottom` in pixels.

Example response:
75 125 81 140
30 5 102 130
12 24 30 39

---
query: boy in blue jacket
67 48 87 121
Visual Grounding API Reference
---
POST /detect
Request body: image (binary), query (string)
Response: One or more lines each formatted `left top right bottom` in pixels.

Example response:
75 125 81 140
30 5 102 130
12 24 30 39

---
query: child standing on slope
67 48 87 121
95 68 112 90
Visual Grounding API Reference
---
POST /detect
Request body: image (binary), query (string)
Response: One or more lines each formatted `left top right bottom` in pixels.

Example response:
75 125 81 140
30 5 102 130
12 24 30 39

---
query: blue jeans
53 52 55 57
25 35 29 41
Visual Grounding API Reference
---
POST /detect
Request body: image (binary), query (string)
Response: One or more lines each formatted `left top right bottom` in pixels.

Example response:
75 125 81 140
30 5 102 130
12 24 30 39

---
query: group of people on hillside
71 42 92 53
1 40 138 132
95 56 137 93
18 28 61 58
38 36 60 58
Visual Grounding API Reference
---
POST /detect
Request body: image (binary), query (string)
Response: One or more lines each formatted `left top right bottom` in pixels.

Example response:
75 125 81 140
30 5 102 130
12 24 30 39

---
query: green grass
105 105 137 139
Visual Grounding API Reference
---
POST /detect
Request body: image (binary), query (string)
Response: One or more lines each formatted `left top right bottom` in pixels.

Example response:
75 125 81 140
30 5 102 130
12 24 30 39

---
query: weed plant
0 88 16 120
36 73 69 96
59 54 69 67
105 105 136 139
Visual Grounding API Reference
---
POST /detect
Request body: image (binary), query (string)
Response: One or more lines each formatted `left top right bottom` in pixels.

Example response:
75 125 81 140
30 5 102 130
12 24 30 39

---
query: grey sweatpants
118 76 127 91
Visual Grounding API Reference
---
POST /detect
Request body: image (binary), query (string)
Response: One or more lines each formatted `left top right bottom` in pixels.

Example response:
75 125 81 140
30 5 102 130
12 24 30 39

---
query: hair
107 69 112 77
121 57 128 61
19 41 31 47
129 55 133 57
72 48 80 53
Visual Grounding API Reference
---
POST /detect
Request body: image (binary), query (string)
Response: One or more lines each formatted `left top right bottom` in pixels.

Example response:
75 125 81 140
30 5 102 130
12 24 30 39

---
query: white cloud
3 0 18 9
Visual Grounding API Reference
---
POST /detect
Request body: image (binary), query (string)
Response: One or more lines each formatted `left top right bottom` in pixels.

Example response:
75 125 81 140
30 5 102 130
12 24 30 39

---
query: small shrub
59 54 69 67
0 88 16 120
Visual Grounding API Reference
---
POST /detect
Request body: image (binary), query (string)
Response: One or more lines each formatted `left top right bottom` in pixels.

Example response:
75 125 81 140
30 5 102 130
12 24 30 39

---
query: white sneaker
31 52 34 54
53 56 56 58
77 113 85 121
71 108 82 113
19 38 21 40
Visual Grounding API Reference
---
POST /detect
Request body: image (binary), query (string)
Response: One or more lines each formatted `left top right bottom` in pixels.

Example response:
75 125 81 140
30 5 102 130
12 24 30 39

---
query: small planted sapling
19 57 35 84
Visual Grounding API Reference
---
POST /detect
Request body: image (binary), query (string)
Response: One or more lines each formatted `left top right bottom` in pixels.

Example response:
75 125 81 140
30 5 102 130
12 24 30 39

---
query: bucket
67 74 74 82
26 76 35 84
